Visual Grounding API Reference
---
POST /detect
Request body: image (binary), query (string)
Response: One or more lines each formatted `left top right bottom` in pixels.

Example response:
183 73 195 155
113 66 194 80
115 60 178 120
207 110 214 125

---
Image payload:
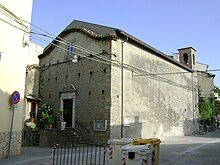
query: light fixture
72 55 78 63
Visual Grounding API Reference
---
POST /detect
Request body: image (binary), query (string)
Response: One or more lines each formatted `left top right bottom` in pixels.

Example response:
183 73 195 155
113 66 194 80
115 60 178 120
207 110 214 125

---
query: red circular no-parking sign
11 91 20 104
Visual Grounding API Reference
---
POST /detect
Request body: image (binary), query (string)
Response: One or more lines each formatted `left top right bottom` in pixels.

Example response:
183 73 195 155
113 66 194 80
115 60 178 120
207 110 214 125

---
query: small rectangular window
67 42 74 56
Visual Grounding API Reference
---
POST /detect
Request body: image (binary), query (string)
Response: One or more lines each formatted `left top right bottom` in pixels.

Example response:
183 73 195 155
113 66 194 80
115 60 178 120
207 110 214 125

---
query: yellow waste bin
132 138 161 165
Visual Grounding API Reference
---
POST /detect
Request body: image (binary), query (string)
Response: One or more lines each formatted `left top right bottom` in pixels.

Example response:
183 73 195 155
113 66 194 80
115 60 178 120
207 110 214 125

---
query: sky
31 0 220 87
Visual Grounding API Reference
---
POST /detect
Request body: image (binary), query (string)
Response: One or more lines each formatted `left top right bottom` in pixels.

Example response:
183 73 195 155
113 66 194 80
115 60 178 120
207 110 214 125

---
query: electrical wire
21 17 117 64
0 17 26 32
0 4 28 31
0 4 115 64
0 6 195 91
208 69 220 72
30 34 120 67
1 3 215 91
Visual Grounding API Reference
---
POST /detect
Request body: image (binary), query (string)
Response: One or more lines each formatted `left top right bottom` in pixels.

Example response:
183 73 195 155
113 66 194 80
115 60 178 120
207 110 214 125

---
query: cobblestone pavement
0 129 220 165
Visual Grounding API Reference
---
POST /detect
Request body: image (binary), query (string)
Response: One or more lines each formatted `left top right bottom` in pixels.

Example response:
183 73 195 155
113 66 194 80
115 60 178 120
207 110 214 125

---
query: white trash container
121 144 153 165
107 138 133 165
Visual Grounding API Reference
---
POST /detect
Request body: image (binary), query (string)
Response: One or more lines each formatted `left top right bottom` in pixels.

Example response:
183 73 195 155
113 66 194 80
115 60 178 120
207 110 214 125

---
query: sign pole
7 105 15 158
7 91 20 158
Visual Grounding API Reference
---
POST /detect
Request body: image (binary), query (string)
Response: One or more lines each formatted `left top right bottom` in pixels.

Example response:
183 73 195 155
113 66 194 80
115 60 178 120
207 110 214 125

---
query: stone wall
0 131 21 158
110 39 199 139
39 31 112 143
197 71 215 99
39 29 200 144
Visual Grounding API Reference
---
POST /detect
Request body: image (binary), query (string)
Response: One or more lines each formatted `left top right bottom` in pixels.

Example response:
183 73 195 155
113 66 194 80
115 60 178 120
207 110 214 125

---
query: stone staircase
54 128 89 145
39 128 89 147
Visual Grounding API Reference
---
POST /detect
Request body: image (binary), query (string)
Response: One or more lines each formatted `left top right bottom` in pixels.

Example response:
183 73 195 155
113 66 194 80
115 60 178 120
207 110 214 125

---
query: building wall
109 39 122 139
39 31 200 143
24 64 40 119
0 0 33 158
39 31 112 143
197 71 215 99
24 42 43 121
27 42 44 65
110 39 199 139
196 62 208 72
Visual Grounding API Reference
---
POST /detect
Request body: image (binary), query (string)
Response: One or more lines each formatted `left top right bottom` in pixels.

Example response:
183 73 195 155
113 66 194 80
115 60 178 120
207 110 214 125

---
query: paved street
0 129 220 165
160 129 220 165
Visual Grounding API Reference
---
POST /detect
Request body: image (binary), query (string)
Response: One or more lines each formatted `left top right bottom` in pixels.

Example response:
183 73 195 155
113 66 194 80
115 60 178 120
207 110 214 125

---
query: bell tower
178 47 196 70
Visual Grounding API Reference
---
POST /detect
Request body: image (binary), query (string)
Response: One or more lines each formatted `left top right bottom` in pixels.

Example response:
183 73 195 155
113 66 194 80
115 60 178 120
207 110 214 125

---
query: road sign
11 91 20 104
8 91 20 158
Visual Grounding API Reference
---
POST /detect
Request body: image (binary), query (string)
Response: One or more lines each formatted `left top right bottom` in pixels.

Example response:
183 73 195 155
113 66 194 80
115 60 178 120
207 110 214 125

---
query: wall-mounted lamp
72 55 78 63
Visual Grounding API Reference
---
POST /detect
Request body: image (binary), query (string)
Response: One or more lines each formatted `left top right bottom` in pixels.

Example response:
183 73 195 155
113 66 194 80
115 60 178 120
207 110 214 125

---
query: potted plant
41 111 55 129
30 111 35 122
55 109 66 130
39 102 55 129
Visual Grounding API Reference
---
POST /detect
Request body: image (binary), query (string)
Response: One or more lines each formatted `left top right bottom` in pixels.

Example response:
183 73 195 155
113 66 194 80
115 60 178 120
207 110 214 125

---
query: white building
0 0 33 158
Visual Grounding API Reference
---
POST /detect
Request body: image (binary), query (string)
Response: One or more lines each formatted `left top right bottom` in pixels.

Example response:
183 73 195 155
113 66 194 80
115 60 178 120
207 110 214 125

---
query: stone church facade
38 20 199 143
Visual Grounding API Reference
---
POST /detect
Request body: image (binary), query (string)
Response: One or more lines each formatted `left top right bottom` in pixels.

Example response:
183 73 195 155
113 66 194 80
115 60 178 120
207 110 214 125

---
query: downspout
121 37 128 138
191 72 195 124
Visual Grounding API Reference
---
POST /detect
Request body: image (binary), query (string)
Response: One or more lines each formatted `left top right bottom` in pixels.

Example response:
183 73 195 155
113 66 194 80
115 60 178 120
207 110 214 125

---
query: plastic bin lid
121 144 153 154
132 138 161 145
107 138 133 145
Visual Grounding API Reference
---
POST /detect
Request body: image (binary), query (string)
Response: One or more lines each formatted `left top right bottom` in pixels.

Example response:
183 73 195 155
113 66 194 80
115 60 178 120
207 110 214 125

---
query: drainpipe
191 72 195 124
121 36 128 138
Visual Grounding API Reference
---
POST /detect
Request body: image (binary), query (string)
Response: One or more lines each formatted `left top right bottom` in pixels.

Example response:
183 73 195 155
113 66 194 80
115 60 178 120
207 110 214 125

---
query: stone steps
39 128 89 147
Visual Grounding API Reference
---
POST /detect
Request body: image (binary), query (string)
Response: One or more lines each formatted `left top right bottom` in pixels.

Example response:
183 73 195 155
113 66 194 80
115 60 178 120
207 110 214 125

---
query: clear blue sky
31 0 220 87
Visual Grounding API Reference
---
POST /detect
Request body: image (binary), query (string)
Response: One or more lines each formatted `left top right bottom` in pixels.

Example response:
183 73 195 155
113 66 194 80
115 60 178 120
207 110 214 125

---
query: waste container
132 138 161 165
107 138 133 165
121 144 153 165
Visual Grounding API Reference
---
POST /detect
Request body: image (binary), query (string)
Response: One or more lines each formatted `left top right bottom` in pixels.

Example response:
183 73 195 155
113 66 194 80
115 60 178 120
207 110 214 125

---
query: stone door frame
60 92 76 128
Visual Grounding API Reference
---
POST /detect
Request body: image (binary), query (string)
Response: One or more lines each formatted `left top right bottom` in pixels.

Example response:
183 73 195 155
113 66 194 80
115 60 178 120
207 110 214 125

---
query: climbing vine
198 87 213 125
199 97 213 124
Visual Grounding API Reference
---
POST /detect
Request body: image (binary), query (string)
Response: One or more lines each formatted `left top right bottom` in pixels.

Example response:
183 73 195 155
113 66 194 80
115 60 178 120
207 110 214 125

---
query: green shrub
199 97 213 125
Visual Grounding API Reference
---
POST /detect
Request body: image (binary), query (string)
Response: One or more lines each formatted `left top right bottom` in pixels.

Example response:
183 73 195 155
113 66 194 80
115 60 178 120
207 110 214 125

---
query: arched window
183 53 189 64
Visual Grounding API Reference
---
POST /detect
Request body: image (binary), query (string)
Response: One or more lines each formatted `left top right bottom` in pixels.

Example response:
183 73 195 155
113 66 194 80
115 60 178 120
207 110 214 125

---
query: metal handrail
74 119 92 142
